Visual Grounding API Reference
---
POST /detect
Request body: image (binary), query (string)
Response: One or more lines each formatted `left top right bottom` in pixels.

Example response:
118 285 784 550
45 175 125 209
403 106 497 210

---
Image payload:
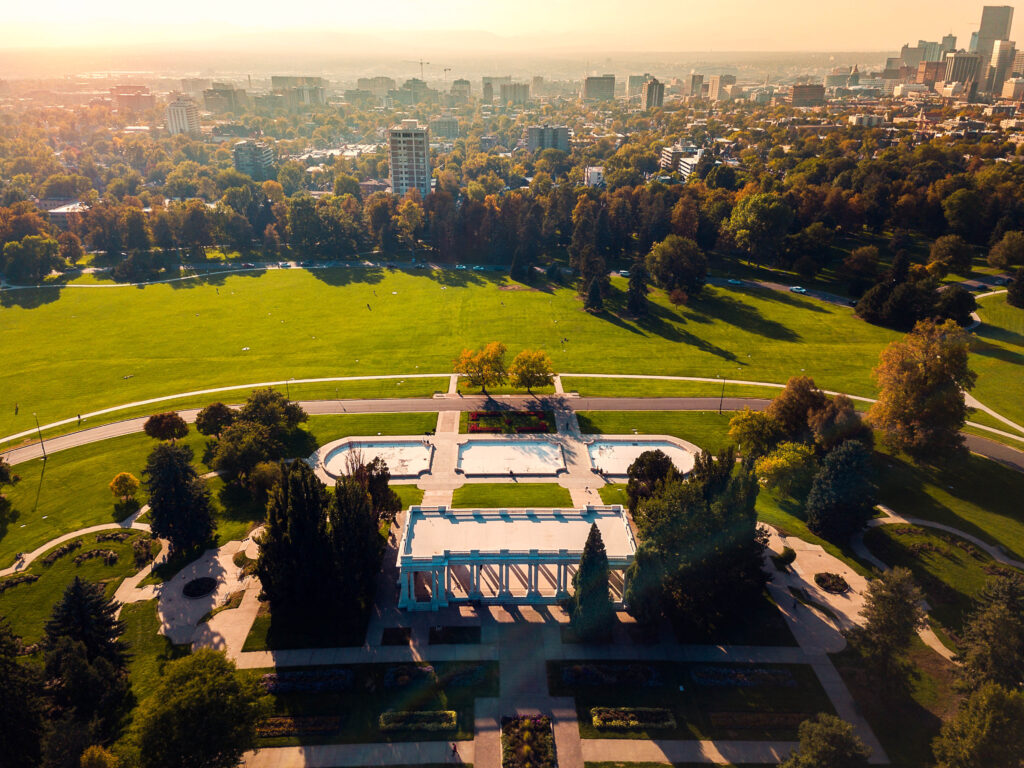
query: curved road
4 394 1023 473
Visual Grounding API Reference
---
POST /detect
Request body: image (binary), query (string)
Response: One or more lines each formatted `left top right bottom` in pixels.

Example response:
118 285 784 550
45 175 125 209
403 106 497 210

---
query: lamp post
33 413 46 461
718 376 726 415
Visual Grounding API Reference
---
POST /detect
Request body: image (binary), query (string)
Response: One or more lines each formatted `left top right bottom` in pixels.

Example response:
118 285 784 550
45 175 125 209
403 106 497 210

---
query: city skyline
0 0 1012 54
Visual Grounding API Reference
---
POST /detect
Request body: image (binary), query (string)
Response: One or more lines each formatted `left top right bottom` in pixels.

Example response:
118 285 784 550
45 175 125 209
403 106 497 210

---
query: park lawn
0 429 208 567
972 292 1024 429
302 412 439 445
875 450 1024 562
832 637 960 768
120 599 190 703
248 661 498 745
548 660 833 741
0 269 903 439
576 411 734 454
861 525 1022 645
393 485 426 508
566 378 782 401
598 483 629 507
0 529 159 644
450 483 573 508
457 381 556 396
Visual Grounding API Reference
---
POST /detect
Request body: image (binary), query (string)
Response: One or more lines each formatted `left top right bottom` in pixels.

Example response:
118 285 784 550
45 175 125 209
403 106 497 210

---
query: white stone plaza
586 437 698 476
396 505 637 610
317 438 434 479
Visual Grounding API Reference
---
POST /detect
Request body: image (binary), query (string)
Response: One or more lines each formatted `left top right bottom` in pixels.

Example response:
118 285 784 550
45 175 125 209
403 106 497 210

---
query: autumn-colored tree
143 412 188 442
765 376 828 441
508 349 554 393
868 319 976 462
109 472 140 502
727 408 782 458
453 342 507 393
753 442 817 499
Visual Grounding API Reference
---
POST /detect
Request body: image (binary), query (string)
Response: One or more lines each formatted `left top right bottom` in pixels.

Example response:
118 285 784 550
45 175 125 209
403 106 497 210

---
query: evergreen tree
0 617 45 768
255 461 333 624
144 442 215 555
348 456 402 527
571 523 615 642
44 577 126 668
329 476 382 619
584 275 604 311
626 259 649 316
1008 267 1024 308
625 449 676 513
955 573 1024 691
804 441 875 541
780 714 871 768
44 636 129 738
850 567 925 695
932 683 1024 768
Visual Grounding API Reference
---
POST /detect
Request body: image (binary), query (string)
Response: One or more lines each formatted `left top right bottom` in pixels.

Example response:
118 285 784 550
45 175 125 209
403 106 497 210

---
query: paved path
581 738 799 764
239 741 474 768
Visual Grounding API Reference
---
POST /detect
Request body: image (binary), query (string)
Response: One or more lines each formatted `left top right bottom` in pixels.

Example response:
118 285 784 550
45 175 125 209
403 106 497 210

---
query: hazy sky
0 0 1005 52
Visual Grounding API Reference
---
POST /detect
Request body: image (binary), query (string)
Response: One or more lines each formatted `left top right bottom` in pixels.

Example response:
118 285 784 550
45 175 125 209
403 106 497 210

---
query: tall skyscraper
499 82 530 105
582 75 615 101
973 5 1014 63
626 73 652 99
707 74 736 101
688 73 704 97
990 39 1017 93
165 97 200 136
945 50 983 90
642 78 665 110
526 125 570 153
388 120 431 198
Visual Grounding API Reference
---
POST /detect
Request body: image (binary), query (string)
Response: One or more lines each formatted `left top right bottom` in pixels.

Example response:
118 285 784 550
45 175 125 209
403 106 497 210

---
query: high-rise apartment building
626 73 652 99
990 39 1018 93
526 125 570 153
582 75 616 101
165 97 200 136
204 85 247 113
917 60 947 88
357 76 397 96
499 82 530 105
450 79 471 101
706 74 737 101
111 86 155 111
429 113 460 140
688 73 704 97
482 76 511 103
388 120 431 198
972 5 1014 62
233 140 275 181
642 78 665 110
790 84 826 107
944 51 983 87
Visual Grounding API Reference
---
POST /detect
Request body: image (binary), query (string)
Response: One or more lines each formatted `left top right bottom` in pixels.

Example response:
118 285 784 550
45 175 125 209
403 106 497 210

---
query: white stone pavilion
396 505 637 611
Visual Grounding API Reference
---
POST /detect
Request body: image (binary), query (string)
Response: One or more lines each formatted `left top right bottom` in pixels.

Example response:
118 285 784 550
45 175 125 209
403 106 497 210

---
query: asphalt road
5 395 1021 474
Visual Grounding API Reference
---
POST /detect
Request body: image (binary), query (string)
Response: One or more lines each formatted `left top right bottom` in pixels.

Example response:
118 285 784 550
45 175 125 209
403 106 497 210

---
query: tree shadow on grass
975 323 1024 348
307 264 388 287
0 286 61 309
0 496 19 549
743 283 832 314
969 337 1024 365
693 291 802 342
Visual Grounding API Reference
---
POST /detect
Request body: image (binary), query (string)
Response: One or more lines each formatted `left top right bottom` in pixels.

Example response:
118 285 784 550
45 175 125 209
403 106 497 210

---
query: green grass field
0 270 906 439
972 292 1024 428
119 599 190 702
450 483 573 508
567 378 783 400
0 529 159 644
0 413 437 567
576 411 735 454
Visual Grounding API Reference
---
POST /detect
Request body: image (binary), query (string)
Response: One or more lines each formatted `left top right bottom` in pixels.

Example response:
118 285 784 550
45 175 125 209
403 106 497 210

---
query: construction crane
402 59 430 79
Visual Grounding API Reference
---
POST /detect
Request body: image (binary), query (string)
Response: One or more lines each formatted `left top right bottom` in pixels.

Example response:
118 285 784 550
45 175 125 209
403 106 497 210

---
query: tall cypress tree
0 618 44 768
255 461 333 624
44 577 126 668
329 476 381 621
571 523 615 641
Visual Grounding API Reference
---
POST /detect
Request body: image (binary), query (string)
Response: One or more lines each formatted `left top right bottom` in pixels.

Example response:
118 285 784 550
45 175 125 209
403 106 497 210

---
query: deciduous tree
195 402 236 437
143 412 188 442
955 574 1024 692
850 567 925 694
727 408 782 458
644 234 707 295
766 376 827 441
988 230 1024 270
932 683 1024 768
108 472 140 502
780 714 871 768
753 441 817 499
868 319 976 462
508 349 554 393
453 342 507 393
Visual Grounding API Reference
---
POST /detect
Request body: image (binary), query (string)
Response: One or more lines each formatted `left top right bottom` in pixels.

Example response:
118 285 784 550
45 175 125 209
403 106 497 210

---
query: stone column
399 567 411 608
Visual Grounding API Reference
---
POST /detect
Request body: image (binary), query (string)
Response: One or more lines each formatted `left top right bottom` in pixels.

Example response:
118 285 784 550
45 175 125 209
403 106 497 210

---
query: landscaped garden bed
591 707 677 730
182 576 218 598
814 572 850 594
379 710 457 732
549 660 831 741
466 410 555 434
502 715 556 768
256 715 344 738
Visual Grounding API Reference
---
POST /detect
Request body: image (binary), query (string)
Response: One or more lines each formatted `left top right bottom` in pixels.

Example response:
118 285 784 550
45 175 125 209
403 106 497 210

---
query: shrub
41 539 82 565
133 538 156 568
378 710 457 732
73 549 118 566
255 715 343 737
502 715 556 768
259 668 353 694
0 573 39 593
771 547 797 569
814 572 850 594
96 530 133 543
590 706 677 730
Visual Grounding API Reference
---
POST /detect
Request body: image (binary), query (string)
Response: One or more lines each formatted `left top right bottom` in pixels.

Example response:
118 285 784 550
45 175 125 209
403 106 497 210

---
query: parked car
241 262 255 268
472 265 485 271
727 278 743 285
789 285 807 294
618 270 630 277
456 264 467 270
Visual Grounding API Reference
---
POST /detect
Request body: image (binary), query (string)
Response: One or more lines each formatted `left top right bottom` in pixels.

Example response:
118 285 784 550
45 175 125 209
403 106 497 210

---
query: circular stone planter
183 577 218 599
814 572 850 594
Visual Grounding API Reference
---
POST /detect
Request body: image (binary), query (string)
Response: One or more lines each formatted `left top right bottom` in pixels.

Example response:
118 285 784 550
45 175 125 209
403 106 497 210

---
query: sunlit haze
0 0 998 53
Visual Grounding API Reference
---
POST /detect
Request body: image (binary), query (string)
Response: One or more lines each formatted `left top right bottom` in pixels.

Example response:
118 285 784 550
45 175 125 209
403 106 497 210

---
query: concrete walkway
581 738 799 764
241 741 472 768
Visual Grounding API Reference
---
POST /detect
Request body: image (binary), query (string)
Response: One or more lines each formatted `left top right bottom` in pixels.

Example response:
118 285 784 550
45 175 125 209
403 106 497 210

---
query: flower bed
590 706 677 730
502 715 556 768
182 576 218 598
73 549 118 566
41 540 82 566
689 665 796 688
468 411 554 434
379 710 457 732
445 662 490 688
0 573 39 593
256 715 343 737
561 662 662 688
383 663 436 688
259 668 354 694
814 572 850 594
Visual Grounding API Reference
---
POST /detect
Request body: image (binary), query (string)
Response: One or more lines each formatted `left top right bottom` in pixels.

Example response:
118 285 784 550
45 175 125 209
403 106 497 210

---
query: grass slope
577 411 735 454
972 292 1024 429
0 270 902 438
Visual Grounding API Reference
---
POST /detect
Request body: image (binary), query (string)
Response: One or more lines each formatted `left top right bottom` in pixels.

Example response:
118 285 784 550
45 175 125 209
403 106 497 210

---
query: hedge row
256 715 343 737
0 573 39 593
41 540 82 566
378 710 457 732
590 706 677 730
